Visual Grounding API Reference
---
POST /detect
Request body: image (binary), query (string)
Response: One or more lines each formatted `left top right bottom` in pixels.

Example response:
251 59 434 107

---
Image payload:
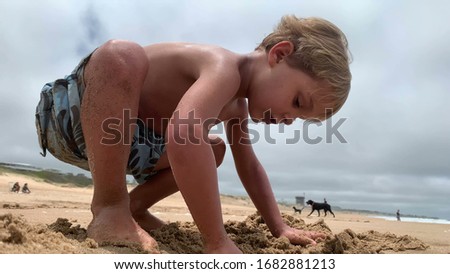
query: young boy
35 15 351 253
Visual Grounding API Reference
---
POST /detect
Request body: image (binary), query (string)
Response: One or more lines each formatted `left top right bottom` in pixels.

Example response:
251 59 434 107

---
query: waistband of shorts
74 49 96 100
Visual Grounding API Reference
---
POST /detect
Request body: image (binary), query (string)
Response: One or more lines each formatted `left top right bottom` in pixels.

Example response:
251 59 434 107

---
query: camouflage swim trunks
35 51 166 184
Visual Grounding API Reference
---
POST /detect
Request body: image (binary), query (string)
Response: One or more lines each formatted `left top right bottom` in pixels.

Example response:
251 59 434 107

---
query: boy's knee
92 40 149 83
210 135 226 167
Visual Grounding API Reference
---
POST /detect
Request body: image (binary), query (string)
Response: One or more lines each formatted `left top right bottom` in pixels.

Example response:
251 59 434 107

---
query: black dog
306 200 335 217
292 206 303 214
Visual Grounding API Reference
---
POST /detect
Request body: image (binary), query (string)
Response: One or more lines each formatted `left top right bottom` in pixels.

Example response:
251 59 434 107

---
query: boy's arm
166 68 241 253
225 104 325 245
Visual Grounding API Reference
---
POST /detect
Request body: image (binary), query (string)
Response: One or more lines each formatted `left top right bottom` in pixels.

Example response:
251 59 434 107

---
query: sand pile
1 213 428 254
0 213 100 253
151 212 428 254
326 229 429 254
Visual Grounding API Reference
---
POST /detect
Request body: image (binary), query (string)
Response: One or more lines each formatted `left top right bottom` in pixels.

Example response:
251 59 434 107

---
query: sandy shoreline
1 172 449 254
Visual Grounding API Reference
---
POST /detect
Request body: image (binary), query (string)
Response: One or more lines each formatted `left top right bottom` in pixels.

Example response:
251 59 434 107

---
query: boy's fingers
295 231 329 246
288 233 317 246
309 231 327 241
298 236 317 246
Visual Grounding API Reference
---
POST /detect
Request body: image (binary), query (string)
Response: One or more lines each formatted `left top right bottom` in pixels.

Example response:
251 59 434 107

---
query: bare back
139 43 247 136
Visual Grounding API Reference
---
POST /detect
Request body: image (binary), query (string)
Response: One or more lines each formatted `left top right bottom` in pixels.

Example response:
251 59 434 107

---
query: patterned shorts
35 51 165 184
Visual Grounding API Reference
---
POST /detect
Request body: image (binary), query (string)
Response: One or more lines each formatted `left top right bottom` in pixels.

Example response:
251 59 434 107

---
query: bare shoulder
145 42 241 82
191 44 242 84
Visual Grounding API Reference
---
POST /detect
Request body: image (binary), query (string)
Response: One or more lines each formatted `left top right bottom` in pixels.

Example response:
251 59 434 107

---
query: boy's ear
268 41 294 67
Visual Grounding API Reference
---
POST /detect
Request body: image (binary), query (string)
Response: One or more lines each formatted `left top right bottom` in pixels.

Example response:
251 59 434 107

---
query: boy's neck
236 50 266 98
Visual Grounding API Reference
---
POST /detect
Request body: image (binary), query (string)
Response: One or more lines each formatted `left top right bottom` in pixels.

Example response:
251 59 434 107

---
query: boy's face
248 59 331 124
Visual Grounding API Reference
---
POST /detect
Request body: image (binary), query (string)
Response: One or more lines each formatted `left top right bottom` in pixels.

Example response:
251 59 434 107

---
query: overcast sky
1 0 449 219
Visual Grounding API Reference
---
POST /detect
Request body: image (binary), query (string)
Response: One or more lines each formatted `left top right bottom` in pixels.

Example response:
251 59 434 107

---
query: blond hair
257 15 352 120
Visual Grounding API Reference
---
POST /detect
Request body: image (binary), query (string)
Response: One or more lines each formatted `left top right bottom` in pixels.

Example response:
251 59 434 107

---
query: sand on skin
1 172 449 254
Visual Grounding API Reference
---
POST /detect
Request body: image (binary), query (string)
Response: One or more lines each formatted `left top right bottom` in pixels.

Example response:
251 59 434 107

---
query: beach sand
1 172 449 254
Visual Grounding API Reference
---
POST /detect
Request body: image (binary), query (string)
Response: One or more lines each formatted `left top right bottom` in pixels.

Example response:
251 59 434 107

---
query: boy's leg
80 40 158 252
129 168 178 231
129 135 226 233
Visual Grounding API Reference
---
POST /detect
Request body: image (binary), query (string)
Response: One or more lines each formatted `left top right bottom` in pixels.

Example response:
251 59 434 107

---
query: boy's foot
132 210 166 232
87 206 159 253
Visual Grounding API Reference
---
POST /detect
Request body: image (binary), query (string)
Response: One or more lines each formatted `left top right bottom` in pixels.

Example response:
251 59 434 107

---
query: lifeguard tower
295 195 305 206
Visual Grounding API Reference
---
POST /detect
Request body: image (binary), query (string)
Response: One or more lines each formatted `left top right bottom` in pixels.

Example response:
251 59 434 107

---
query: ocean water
372 215 450 225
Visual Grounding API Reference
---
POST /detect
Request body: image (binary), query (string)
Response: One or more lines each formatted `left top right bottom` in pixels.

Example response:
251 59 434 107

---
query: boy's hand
279 226 327 246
